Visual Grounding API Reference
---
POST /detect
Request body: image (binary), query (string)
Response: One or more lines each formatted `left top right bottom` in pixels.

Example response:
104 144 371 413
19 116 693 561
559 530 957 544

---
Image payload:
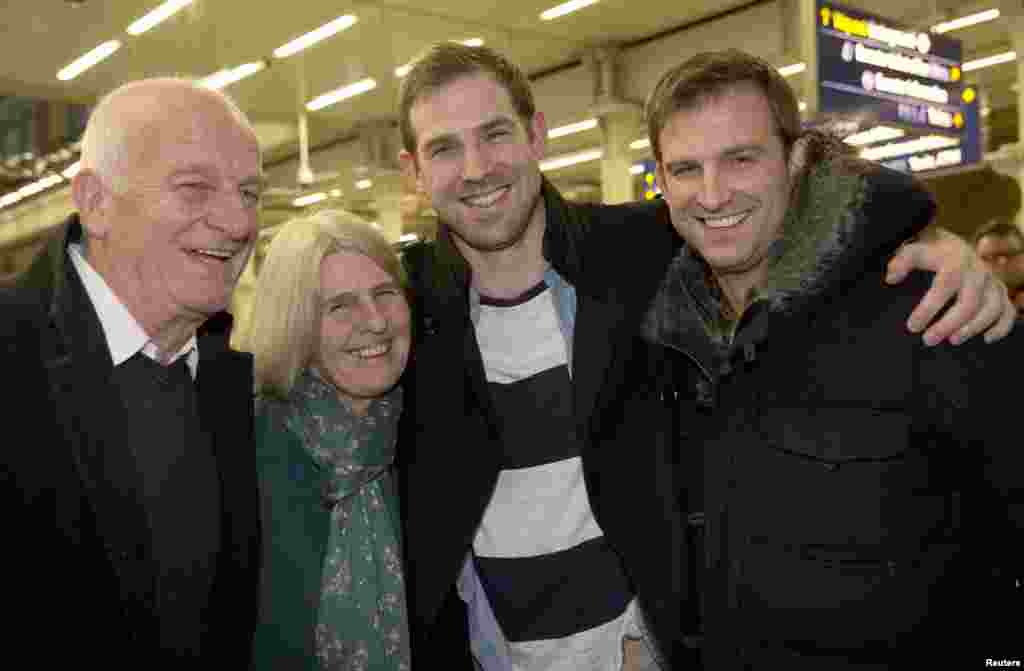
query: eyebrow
168 167 265 189
419 114 519 156
664 143 767 171
322 281 400 305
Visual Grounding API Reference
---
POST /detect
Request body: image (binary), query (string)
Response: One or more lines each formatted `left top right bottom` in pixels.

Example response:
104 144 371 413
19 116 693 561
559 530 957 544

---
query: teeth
193 248 233 259
463 187 507 208
702 213 748 229
353 343 390 358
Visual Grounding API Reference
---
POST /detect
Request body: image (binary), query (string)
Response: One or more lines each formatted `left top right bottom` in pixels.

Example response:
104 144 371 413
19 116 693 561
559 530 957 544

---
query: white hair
79 77 256 193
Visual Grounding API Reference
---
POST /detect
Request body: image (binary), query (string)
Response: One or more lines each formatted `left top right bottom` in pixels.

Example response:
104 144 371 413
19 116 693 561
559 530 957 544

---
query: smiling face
656 82 795 307
315 250 412 415
78 86 262 333
403 73 546 259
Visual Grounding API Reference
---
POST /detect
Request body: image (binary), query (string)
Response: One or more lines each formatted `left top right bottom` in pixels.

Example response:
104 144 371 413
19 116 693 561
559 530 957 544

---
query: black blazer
399 183 691 668
0 216 260 665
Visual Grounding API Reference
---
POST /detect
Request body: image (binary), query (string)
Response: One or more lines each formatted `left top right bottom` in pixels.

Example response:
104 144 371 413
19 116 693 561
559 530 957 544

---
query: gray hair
80 77 255 193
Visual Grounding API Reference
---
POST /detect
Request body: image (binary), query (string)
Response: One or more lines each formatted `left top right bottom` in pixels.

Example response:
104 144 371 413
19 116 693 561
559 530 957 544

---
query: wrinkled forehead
128 97 260 173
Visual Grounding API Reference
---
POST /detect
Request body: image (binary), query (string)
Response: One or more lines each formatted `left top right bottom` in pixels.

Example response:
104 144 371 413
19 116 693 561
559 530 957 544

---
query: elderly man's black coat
0 217 260 665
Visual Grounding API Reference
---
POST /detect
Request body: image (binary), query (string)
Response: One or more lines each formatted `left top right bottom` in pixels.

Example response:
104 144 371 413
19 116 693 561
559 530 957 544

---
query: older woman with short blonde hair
249 209 412 671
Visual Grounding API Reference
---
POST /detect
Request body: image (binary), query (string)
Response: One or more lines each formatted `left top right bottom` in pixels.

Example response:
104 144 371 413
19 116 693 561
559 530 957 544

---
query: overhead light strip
293 192 328 207
548 118 598 139
540 0 600 21
778 62 806 77
273 15 358 59
860 134 959 161
307 78 377 111
198 61 267 90
540 148 603 172
57 40 121 81
843 125 905 146
962 51 1016 72
126 0 195 35
931 9 1000 34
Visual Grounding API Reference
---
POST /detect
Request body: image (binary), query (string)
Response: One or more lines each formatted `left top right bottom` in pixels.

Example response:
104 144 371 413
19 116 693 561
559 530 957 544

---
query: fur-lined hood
642 131 934 361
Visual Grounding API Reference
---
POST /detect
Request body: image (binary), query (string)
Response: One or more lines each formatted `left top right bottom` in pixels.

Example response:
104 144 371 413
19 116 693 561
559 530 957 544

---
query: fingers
983 301 1017 343
908 268 975 345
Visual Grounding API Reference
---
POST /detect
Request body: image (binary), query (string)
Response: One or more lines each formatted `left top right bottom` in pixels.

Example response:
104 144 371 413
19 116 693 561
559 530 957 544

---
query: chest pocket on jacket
745 406 929 547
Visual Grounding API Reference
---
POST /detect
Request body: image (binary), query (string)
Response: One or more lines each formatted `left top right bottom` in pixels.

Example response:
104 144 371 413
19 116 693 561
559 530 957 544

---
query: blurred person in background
975 218 1024 308
0 78 262 664
248 209 412 671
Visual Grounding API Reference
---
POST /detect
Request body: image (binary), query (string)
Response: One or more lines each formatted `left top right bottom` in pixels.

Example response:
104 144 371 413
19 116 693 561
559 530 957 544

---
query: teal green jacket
252 405 327 670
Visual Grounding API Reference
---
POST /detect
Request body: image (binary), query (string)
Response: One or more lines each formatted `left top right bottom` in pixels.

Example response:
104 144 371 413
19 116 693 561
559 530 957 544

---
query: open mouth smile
461 185 510 208
188 247 237 263
349 342 392 359
697 212 751 229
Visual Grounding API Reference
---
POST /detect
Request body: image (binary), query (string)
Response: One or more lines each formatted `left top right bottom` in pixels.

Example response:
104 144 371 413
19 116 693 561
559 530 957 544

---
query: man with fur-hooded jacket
618 50 1024 668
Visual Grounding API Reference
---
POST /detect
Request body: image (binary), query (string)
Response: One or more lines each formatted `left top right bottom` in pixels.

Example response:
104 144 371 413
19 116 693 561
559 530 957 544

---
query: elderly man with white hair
0 78 263 664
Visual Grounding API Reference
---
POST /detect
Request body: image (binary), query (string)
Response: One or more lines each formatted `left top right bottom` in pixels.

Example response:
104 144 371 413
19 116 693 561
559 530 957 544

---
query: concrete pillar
798 0 820 117
348 119 403 241
584 45 642 204
599 107 640 205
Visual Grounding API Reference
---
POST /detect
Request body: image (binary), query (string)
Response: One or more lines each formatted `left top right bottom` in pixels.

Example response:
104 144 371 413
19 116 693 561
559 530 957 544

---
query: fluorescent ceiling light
57 40 121 81
931 9 999 34
962 51 1016 72
329 188 343 197
778 62 806 77
126 0 195 35
395 38 485 78
548 118 598 139
293 192 328 207
307 78 377 111
860 134 959 161
629 138 650 150
0 173 66 209
355 179 373 190
540 0 599 21
399 233 419 243
843 125 906 146
198 61 267 90
630 164 644 175
61 161 81 179
273 15 358 59
540 148 603 172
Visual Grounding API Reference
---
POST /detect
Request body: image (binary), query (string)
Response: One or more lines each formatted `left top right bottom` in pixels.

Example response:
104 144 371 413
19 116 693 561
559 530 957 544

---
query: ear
653 161 666 195
71 170 112 239
787 134 810 181
528 111 547 159
399 149 423 193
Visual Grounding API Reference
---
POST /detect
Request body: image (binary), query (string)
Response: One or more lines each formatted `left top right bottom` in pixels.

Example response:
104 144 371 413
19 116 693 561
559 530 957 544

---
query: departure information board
815 1 981 175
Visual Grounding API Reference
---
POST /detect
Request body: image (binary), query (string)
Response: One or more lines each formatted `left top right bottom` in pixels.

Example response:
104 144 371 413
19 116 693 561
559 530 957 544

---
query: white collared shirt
68 243 198 378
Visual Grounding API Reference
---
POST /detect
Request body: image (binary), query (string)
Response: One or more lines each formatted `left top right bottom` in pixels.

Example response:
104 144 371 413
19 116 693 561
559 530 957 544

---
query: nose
462 141 495 182
697 165 730 212
356 296 389 333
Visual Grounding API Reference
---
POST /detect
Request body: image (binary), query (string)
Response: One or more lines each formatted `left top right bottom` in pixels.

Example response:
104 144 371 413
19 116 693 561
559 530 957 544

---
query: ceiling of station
0 0 1019 202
